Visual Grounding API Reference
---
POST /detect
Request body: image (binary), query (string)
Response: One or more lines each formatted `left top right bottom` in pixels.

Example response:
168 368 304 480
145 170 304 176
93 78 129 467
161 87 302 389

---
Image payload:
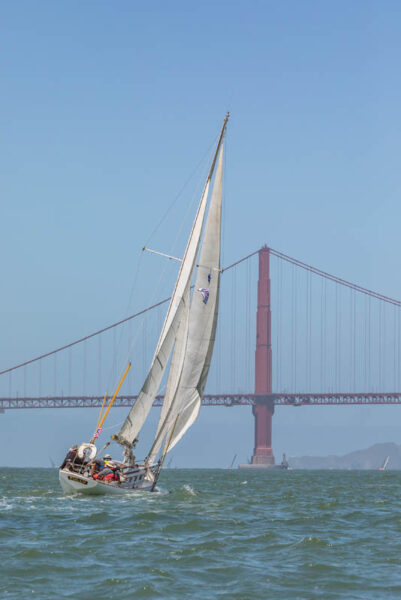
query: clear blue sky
1 1 401 467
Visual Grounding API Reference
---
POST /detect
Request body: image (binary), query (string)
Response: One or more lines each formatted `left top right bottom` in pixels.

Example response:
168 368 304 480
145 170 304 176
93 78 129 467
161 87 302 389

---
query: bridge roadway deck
1 393 401 410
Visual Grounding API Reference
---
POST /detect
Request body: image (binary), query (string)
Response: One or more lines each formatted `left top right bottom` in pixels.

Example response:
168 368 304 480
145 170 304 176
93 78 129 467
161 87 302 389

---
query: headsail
149 136 225 461
117 115 228 447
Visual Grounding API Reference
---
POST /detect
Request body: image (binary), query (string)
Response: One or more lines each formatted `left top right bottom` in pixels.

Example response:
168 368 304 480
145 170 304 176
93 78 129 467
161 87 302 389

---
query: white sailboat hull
59 469 155 496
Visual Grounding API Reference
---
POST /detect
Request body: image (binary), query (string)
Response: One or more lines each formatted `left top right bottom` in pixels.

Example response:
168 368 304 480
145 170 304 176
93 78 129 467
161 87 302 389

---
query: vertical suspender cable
394 305 397 391
54 353 57 396
293 267 298 393
349 288 353 391
378 301 382 391
291 264 295 392
98 336 102 396
364 295 368 391
231 268 237 391
383 303 386 389
68 348 72 399
335 285 338 392
83 340 87 396
338 285 342 392
353 291 357 391
320 278 324 392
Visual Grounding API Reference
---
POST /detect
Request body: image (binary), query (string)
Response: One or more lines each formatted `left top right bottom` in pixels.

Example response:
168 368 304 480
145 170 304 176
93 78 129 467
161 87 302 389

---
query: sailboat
59 113 228 495
379 456 390 471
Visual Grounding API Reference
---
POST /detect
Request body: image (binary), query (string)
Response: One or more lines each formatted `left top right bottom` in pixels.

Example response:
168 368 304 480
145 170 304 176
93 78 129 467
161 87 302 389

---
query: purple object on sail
198 288 209 304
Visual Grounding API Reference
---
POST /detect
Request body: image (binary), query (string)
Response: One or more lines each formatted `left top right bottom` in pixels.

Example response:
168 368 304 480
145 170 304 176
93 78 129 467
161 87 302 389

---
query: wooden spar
98 363 131 430
97 391 108 428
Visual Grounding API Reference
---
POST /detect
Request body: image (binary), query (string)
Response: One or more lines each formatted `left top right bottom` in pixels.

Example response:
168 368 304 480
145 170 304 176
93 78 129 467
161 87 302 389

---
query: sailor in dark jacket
60 445 81 470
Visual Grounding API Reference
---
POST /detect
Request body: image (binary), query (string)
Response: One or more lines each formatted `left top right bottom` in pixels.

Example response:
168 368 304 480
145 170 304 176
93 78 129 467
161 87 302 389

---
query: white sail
150 283 191 452
117 116 228 446
117 181 211 446
149 140 224 460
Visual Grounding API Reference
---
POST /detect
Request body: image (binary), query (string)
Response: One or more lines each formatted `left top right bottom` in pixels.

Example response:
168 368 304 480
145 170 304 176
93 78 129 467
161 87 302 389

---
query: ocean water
1 468 401 599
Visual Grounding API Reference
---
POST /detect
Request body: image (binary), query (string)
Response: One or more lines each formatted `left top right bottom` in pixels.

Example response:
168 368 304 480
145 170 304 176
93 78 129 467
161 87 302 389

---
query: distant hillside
289 442 401 470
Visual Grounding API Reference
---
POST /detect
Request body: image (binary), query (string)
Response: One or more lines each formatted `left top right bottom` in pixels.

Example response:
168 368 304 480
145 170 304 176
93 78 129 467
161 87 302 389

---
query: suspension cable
2 244 400 378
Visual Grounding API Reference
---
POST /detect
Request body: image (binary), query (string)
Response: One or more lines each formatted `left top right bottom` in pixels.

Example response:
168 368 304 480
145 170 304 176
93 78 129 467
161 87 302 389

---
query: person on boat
60 445 79 470
103 453 113 467
93 460 121 483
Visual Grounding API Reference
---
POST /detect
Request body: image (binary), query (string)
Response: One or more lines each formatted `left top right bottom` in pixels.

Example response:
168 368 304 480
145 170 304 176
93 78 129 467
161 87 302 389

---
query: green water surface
1 468 400 599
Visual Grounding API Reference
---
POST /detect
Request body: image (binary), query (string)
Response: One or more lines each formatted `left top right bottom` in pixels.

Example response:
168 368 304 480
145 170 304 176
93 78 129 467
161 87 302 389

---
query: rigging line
143 134 219 248
108 133 214 392
118 141 213 390
116 129 219 363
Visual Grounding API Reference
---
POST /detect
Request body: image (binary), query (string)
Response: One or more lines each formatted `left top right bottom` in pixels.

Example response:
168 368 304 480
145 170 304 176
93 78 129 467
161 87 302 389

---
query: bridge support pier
240 245 276 468
251 399 275 465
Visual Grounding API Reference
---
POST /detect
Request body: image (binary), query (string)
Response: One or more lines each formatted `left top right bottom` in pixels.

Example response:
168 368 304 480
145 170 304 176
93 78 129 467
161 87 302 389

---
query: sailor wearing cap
103 454 112 468
60 445 79 470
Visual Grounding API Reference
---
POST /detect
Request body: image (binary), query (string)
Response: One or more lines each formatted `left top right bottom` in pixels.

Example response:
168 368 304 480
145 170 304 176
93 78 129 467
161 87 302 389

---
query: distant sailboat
379 456 390 471
228 454 237 469
59 114 229 495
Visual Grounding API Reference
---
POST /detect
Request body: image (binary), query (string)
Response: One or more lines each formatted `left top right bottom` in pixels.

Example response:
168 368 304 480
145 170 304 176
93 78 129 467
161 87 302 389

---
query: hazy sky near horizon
1 1 401 467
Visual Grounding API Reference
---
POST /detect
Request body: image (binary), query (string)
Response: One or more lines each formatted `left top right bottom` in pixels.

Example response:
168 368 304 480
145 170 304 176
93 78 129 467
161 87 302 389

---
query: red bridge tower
240 245 275 468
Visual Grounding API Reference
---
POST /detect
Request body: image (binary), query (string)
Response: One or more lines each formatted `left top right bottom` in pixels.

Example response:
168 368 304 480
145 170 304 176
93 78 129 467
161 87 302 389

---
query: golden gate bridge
1 246 401 467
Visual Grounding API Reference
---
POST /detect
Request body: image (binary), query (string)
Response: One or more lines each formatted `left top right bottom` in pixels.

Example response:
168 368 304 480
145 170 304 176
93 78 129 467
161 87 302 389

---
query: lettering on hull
68 475 88 485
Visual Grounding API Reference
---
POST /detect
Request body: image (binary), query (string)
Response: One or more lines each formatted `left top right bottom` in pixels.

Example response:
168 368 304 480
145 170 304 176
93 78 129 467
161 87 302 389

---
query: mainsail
117 115 228 447
149 138 224 460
